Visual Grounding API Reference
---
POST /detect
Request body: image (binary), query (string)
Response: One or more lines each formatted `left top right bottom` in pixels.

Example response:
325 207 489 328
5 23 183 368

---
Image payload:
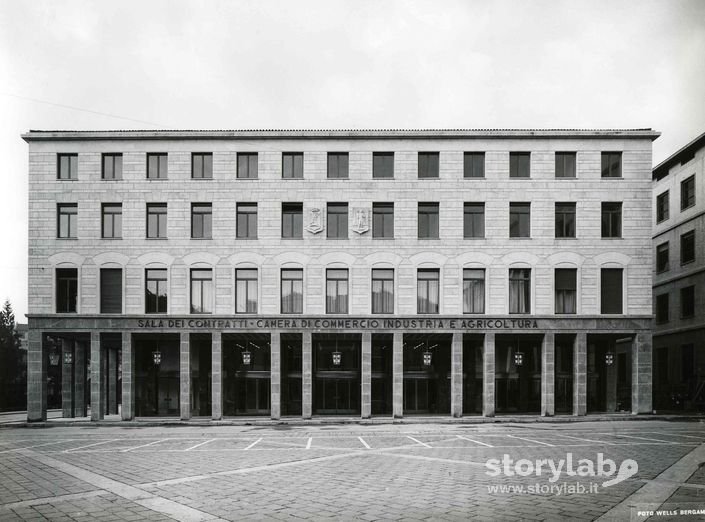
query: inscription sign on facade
136 317 540 331
305 207 323 234
351 208 370 234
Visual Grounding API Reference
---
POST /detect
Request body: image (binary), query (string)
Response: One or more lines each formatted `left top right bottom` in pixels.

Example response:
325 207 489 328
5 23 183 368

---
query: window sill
236 237 258 240
509 237 532 240
56 237 78 240
373 237 395 240
282 237 304 240
463 236 486 240
146 177 169 181
600 177 623 179
681 260 695 266
191 237 213 240
146 237 168 240
555 237 578 240
101 178 123 181
463 176 485 180
681 204 696 212
57 178 78 181
191 177 214 181
418 237 441 240
601 237 624 240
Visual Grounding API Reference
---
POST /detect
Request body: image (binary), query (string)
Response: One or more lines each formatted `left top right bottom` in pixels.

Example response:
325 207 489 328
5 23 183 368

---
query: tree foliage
0 299 24 411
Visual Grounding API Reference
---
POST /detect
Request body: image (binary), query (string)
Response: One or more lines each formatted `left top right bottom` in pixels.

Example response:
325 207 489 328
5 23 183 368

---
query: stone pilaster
61 338 74 418
632 331 653 414
541 332 555 417
483 332 495 417
451 333 463 418
90 331 104 421
27 329 46 422
211 332 222 420
121 332 134 420
74 340 86 417
574 333 587 416
392 332 403 418
180 332 191 420
302 331 312 419
108 348 118 415
361 332 372 419
270 331 281 420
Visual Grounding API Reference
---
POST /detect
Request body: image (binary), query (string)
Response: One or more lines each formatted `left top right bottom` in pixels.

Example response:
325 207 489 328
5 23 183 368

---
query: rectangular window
373 152 394 178
656 242 669 273
417 269 440 314
681 286 695 318
190 268 213 314
57 153 78 180
281 268 303 314
681 175 696 210
509 202 530 238
463 268 485 314
463 152 485 178
601 152 622 178
509 268 531 314
102 153 122 180
101 203 122 239
418 202 439 239
509 152 530 178
555 152 576 178
601 202 622 238
191 153 213 179
191 203 212 239
372 202 394 238
282 203 303 239
326 268 349 314
146 203 167 238
282 152 303 179
327 203 348 239
100 268 122 314
656 190 669 223
680 230 695 264
555 202 576 238
236 203 257 239
57 203 77 238
372 268 394 314
327 152 349 179
555 268 577 314
655 293 669 324
147 153 167 179
600 268 623 314
56 268 77 313
145 268 167 314
236 268 258 313
464 203 485 238
237 152 258 179
418 152 439 178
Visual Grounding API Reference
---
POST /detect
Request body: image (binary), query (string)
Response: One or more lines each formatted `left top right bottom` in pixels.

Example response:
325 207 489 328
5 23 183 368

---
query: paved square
1 420 704 520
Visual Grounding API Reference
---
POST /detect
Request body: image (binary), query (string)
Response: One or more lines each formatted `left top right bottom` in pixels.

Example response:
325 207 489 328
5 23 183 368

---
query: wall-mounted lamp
605 352 615 366
152 350 162 366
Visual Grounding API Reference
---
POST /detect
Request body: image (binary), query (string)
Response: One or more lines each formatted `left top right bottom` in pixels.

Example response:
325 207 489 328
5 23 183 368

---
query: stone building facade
24 129 657 421
652 131 705 411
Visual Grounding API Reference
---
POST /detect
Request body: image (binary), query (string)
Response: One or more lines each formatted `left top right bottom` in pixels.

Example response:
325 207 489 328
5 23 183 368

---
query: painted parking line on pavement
550 433 616 445
0 439 76 453
506 434 555 447
121 439 169 452
185 438 216 451
306 437 312 449
456 435 493 447
406 435 431 448
358 436 371 449
64 439 119 453
244 438 262 450
648 431 705 441
606 433 675 444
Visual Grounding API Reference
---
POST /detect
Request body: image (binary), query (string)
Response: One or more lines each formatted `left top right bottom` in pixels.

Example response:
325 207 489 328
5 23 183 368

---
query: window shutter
100 268 122 313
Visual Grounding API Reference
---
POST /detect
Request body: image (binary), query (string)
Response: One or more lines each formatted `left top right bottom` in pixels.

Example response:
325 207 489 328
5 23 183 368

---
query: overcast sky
1 0 703 320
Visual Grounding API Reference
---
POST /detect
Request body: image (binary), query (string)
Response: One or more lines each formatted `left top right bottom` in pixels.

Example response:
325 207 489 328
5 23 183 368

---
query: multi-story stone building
652 131 705 412
24 129 657 422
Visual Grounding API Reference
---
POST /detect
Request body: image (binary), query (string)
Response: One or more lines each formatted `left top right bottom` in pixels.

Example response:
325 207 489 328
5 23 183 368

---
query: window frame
555 152 576 178
282 152 304 179
191 203 213 239
680 230 695 265
680 285 695 319
190 268 213 314
56 267 78 313
681 175 696 211
601 152 622 178
57 203 78 239
327 152 349 179
463 202 485 239
99 267 123 314
656 242 670 273
600 268 623 314
146 153 168 179
281 268 303 314
235 268 258 314
373 152 394 179
555 202 576 238
509 268 531 314
601 202 622 238
191 152 213 179
326 268 349 314
372 202 394 239
57 153 78 180
655 293 669 324
509 152 531 178
237 152 258 179
326 202 348 239
463 152 485 178
145 268 168 314
417 268 440 314
101 153 122 180
101 203 122 239
418 152 440 179
371 268 394 314
282 202 303 239
656 190 669 223
509 202 531 238
418 202 439 239
462 268 485 314
236 203 258 239
554 268 577 315
146 203 167 239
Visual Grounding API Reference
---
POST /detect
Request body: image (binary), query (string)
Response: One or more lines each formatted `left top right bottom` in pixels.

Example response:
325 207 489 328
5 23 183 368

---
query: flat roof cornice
22 128 661 141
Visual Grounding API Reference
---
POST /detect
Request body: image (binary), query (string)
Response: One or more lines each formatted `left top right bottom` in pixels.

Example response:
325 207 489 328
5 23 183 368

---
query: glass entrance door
313 334 360 415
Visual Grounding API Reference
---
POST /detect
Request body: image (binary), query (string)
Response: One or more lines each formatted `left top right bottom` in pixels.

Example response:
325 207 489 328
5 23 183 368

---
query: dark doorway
44 335 63 410
135 335 180 416
190 334 212 417
371 334 393 416
402 334 451 414
223 333 271 416
587 335 632 413
313 334 360 415
462 334 483 415
281 333 302 416
555 334 574 414
495 335 542 414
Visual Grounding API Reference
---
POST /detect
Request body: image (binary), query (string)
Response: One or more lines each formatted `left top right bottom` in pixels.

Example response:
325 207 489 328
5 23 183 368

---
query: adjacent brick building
24 129 658 421
652 131 705 411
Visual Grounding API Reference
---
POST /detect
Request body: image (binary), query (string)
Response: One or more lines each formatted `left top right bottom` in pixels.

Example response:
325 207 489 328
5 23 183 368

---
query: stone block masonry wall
27 133 655 319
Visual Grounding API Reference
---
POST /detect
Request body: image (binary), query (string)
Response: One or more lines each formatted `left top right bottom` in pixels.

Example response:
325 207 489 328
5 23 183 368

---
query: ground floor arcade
26 317 653 421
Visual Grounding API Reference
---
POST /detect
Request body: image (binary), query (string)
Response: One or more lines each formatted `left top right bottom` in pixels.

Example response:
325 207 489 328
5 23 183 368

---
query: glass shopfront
402 334 451 414
313 333 360 415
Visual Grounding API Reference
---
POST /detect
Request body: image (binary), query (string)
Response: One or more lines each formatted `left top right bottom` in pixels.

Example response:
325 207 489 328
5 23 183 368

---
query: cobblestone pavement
1 421 704 521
